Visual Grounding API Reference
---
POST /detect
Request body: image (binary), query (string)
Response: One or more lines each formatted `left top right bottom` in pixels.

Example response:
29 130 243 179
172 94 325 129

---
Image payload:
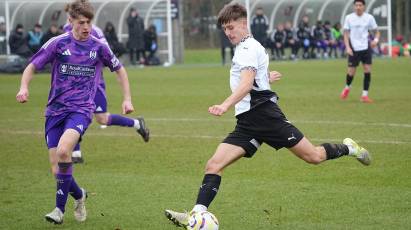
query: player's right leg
165 143 246 228
341 66 357 99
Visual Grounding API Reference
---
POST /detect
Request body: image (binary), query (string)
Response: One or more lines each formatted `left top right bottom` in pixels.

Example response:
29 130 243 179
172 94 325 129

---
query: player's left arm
209 69 256 116
114 66 134 114
370 29 380 48
369 16 380 48
269 71 282 84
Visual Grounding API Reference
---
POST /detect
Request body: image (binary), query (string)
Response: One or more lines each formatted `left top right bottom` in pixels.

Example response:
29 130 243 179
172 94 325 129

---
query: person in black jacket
104 22 126 58
143 24 157 60
251 7 269 47
127 8 145 65
271 23 286 60
41 24 61 46
9 24 32 58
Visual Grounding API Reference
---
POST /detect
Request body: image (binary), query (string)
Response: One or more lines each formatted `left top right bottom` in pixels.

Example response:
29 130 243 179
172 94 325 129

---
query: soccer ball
187 211 219 230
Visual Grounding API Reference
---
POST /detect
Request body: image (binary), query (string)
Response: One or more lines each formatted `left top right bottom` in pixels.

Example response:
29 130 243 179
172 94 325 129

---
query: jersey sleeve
236 44 258 73
369 16 378 30
343 16 350 31
30 38 57 70
100 42 122 72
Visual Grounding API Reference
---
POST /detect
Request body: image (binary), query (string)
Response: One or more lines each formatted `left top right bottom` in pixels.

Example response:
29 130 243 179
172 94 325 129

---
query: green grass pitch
0 57 410 229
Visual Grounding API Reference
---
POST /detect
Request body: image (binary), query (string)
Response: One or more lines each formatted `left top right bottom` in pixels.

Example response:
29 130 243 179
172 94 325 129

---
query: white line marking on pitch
2 118 411 128
2 130 410 145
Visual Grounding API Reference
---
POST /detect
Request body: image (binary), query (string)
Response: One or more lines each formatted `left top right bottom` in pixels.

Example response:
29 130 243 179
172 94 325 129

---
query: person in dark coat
41 24 61 46
127 8 145 65
104 22 126 58
9 24 32 58
143 24 158 60
217 23 234 65
251 7 269 47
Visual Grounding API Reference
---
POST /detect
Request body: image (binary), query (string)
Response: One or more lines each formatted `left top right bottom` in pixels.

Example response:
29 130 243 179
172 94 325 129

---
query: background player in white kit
340 0 380 103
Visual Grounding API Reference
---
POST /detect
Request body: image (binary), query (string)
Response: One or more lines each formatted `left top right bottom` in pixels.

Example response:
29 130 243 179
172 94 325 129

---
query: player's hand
16 88 29 103
122 100 134 114
208 104 228 116
346 47 354 56
269 71 282 84
370 40 378 48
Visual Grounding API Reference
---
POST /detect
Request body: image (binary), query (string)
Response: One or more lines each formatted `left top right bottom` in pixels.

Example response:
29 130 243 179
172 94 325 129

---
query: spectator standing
127 8 145 65
9 24 32 58
251 7 269 47
104 22 126 58
0 22 6 54
217 23 234 65
28 23 44 53
41 24 61 46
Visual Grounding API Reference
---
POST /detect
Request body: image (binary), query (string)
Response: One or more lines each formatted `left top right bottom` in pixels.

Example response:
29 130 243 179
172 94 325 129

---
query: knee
56 147 71 161
95 114 108 125
205 158 222 174
302 151 323 165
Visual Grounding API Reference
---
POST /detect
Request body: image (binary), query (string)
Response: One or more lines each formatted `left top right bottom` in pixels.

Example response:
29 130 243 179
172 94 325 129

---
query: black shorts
348 48 372 67
222 101 304 158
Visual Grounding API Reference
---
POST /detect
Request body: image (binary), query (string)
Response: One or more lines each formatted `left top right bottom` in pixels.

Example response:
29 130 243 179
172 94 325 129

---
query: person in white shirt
164 3 372 227
340 0 380 103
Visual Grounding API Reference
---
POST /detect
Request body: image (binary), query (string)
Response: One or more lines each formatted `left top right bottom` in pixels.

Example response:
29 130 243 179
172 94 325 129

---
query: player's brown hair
217 3 247 26
67 0 94 20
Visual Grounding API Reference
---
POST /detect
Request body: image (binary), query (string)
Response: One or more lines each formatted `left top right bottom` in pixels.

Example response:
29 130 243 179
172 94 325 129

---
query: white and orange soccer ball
186 211 219 230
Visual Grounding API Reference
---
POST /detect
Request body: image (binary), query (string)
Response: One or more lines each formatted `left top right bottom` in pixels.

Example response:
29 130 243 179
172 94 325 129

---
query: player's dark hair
68 0 94 20
217 3 247 26
354 0 365 5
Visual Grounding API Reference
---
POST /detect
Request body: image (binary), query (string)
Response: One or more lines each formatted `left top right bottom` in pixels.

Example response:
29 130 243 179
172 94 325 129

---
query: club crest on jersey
89 50 97 60
60 64 68 73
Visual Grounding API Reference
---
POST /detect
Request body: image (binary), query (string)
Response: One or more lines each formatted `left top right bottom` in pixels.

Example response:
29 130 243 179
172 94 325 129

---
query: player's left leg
94 89 150 142
289 136 371 166
95 112 149 142
361 63 373 103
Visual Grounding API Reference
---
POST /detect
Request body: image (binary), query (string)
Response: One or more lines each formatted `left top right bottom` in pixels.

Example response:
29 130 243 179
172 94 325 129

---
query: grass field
1 57 411 229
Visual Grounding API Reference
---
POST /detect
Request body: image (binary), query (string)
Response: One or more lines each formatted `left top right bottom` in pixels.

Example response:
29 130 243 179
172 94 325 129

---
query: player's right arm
16 63 36 103
343 16 353 56
344 30 353 56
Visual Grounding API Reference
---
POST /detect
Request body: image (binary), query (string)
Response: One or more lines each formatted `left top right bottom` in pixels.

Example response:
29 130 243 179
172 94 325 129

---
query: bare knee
205 158 223 175
95 113 109 125
56 146 71 162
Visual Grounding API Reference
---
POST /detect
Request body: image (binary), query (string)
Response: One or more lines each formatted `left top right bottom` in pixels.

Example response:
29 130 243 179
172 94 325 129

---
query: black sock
346 74 354 86
364 73 371 91
195 174 221 208
321 143 349 160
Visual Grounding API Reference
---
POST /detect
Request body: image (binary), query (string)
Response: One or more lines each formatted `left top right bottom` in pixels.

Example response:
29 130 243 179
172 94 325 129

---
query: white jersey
230 36 277 116
343 12 378 51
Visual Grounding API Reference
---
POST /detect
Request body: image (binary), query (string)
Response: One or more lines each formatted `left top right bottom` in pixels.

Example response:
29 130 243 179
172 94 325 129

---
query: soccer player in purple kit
16 0 137 224
62 4 149 164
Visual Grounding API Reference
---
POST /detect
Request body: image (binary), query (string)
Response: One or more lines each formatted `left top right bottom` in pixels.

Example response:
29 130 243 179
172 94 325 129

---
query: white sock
72 150 82 157
345 85 351 90
192 204 207 213
133 119 141 129
346 145 356 155
362 90 368 96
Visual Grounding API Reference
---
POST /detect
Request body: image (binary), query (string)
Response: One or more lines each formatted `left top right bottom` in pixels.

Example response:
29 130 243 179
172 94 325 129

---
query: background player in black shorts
340 0 380 103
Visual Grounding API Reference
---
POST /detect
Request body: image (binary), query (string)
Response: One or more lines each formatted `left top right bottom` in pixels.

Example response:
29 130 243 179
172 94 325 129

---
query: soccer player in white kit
340 0 380 103
164 3 372 228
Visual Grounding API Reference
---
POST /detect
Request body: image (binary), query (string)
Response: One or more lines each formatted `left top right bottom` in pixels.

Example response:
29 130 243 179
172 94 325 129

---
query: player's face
354 2 365 16
222 19 248 45
70 15 92 41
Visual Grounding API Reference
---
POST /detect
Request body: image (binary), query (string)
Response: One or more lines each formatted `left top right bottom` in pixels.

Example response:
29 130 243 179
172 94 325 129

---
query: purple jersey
31 32 122 119
63 23 107 92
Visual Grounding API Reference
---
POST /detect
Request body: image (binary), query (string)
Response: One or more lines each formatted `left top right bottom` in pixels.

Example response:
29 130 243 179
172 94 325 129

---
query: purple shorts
45 113 92 149
94 87 107 114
